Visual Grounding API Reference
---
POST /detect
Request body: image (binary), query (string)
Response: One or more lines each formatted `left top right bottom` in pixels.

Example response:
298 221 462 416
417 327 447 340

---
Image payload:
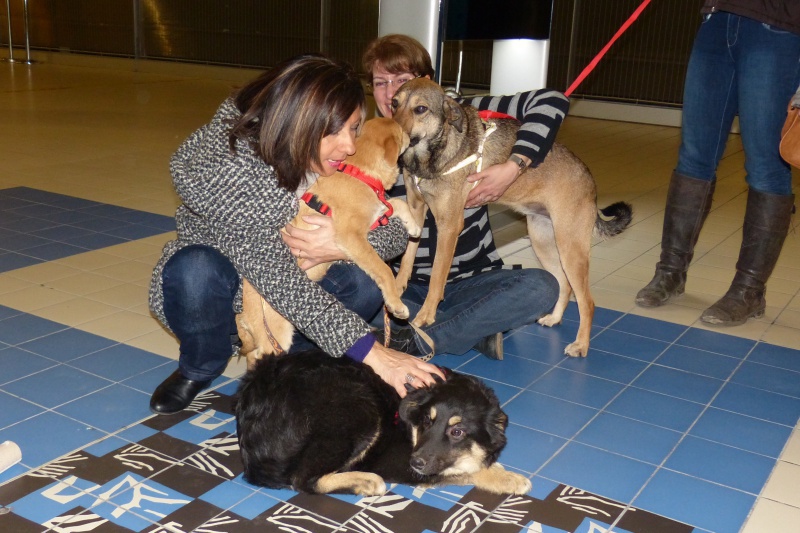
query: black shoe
150 370 211 415
373 327 429 358
473 332 503 360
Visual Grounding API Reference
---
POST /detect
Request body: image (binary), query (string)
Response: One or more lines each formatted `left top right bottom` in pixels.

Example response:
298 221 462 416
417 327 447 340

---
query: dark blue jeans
161 245 382 381
372 268 559 355
677 12 800 195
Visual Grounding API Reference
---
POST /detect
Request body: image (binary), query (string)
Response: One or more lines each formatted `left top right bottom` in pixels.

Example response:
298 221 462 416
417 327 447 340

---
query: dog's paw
387 301 410 320
350 473 388 496
412 309 436 328
405 221 422 238
502 471 533 495
564 341 588 358
317 472 387 496
473 464 532 495
537 314 561 328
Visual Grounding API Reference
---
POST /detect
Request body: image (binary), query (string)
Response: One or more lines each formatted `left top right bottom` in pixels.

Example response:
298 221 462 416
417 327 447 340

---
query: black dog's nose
410 456 426 471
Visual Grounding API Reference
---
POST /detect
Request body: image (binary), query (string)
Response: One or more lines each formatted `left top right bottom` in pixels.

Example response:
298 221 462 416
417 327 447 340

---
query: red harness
478 110 517 121
301 163 394 230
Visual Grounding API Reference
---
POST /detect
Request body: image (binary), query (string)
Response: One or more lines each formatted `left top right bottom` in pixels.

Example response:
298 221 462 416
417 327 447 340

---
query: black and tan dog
235 349 532 496
392 79 633 358
235 118 420 368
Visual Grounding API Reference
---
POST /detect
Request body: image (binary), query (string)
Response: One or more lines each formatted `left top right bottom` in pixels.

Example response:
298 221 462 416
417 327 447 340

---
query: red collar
301 163 394 230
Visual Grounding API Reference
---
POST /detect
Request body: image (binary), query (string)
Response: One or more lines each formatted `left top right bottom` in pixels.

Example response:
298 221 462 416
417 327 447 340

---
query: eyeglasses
370 75 419 92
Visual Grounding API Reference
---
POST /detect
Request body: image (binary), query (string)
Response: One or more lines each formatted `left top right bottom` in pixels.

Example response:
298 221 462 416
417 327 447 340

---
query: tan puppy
236 118 420 367
391 79 632 358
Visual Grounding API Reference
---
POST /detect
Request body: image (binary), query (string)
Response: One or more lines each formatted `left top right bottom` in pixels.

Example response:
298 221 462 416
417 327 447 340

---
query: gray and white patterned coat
148 98 408 356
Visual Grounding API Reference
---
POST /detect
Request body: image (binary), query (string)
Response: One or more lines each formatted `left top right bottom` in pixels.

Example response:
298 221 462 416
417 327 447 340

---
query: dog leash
564 0 652 97
260 298 287 356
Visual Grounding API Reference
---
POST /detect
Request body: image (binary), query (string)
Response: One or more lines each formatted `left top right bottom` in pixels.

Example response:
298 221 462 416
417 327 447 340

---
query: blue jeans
161 245 382 381
677 12 800 195
373 269 559 355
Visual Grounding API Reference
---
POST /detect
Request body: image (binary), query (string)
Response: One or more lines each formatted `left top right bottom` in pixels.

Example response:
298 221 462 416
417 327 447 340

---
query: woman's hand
282 214 346 270
465 159 525 208
363 342 445 397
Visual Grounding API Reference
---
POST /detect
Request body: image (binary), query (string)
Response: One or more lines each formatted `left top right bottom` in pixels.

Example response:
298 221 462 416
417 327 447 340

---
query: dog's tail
594 201 633 239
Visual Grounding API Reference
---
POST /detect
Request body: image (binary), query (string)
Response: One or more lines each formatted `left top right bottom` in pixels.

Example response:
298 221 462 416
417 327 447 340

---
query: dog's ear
443 98 465 133
399 387 433 425
383 128 400 161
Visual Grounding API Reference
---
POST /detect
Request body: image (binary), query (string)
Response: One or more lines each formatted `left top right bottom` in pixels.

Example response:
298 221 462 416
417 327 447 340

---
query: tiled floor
1 54 799 533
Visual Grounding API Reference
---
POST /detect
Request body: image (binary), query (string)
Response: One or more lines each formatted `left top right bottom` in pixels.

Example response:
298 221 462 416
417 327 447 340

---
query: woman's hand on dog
283 215 345 270
465 159 526 208
364 343 445 397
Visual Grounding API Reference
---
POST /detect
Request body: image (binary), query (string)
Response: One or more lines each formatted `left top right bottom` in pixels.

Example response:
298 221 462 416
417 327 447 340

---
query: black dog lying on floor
234 350 531 496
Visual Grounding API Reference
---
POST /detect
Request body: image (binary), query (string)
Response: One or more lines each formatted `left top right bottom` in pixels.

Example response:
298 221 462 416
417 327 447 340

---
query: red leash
564 0 652 97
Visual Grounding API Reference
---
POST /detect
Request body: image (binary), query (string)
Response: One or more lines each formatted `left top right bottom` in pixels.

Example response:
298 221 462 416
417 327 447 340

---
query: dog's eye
422 414 433 429
391 98 399 113
449 427 465 440
413 105 428 115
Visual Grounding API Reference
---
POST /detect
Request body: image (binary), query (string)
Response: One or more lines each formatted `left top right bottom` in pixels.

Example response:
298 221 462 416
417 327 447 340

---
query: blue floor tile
713 382 800 426
504 329 570 364
690 407 793 458
610 314 688 343
504 390 598 438
1 364 113 408
527 367 625 409
55 384 152 432
0 390 45 430
748 342 800 373
574 412 682 465
501 423 567 474
460 353 551 389
19 328 118 362
730 361 800 398
558 350 649 384
539 441 657 504
69 344 171 382
0 313 68 345
635 469 755 533
632 365 724 404
676 328 755 358
606 387 704 432
665 436 776 494
655 343 740 380
589 329 670 362
0 346 58 385
0 411 107 468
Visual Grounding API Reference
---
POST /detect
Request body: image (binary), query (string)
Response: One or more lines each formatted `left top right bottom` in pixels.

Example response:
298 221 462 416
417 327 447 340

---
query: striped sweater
391 88 570 283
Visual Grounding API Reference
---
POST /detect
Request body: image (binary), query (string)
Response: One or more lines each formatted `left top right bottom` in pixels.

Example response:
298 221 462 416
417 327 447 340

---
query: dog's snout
410 456 426 471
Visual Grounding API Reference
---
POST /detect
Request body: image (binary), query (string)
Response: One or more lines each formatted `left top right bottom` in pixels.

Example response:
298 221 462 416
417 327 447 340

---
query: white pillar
490 39 550 94
378 0 441 66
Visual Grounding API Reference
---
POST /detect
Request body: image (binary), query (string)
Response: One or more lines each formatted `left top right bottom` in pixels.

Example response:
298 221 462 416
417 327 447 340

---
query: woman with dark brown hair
148 54 443 414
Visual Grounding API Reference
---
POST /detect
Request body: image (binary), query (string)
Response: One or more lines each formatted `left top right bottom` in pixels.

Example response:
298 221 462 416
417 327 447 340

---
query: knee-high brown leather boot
636 173 715 307
701 189 794 327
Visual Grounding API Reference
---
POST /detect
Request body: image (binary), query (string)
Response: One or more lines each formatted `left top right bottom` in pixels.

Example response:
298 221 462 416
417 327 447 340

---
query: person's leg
389 269 558 358
701 16 800 326
152 245 240 413
637 13 738 307
288 262 384 353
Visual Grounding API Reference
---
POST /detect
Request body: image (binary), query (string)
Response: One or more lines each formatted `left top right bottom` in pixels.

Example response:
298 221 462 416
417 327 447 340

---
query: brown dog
391 79 632 358
236 118 420 367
